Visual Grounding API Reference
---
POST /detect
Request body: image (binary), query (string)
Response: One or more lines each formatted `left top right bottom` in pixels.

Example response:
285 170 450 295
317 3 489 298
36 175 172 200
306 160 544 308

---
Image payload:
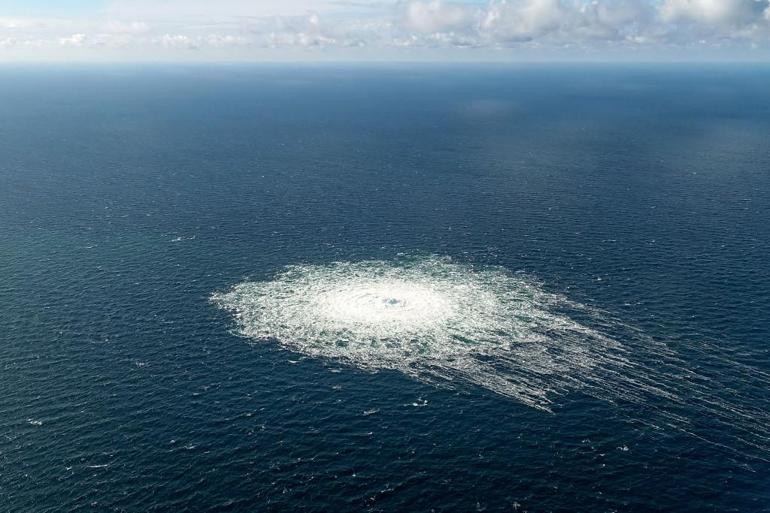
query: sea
1 64 769 512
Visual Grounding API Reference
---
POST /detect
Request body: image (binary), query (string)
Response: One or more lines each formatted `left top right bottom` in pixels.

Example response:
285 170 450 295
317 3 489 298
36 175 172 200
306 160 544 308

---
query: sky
2 0 770 61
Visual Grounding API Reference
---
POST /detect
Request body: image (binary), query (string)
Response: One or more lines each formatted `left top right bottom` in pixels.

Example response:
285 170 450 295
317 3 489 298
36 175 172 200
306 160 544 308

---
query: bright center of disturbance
211 256 635 411
316 281 455 326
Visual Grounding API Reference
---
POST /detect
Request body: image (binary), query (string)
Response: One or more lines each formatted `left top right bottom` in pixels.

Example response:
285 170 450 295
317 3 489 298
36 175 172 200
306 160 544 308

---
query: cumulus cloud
404 1 477 33
59 33 88 47
661 0 768 26
482 0 567 42
2 0 770 60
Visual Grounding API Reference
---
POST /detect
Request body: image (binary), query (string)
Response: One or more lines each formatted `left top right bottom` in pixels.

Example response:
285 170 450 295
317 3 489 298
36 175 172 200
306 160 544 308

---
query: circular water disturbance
213 255 770 458
212 256 624 410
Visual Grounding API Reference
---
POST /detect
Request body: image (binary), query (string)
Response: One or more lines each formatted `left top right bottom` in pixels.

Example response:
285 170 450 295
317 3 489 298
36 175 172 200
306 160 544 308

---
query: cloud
101 21 150 34
661 0 768 27
59 33 88 47
482 0 567 42
0 17 44 29
403 1 477 33
2 1 770 60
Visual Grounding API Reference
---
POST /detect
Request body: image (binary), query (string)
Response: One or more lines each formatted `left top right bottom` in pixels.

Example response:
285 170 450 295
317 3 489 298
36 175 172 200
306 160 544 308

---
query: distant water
1 65 770 512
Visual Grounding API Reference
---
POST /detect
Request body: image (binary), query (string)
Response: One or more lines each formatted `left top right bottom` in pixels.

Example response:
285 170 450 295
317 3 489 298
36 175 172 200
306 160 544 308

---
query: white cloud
661 0 768 26
482 0 567 42
3 1 770 60
595 0 654 26
204 34 250 48
0 17 44 29
59 33 87 47
404 1 477 33
102 21 150 34
158 34 196 50
475 0 662 45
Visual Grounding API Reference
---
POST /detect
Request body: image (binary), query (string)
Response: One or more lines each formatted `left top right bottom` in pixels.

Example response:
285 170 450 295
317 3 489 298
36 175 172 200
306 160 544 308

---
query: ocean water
1 65 770 512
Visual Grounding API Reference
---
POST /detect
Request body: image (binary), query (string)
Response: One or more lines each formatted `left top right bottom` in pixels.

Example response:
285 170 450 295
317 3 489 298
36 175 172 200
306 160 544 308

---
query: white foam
213 255 770 459
212 256 624 410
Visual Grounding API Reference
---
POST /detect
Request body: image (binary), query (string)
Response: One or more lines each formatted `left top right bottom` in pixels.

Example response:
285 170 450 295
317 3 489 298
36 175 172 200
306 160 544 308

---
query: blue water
1 65 770 512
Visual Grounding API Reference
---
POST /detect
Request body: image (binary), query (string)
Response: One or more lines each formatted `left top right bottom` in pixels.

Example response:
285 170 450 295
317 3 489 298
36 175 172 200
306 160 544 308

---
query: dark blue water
1 65 769 512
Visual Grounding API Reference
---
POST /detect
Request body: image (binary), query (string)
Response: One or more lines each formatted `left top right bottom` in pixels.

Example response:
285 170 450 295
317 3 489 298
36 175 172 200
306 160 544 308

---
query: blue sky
2 0 770 61
0 0 103 16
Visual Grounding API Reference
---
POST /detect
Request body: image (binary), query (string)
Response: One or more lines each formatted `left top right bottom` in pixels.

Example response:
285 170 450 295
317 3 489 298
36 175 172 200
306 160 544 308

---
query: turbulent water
214 256 617 410
215 256 770 458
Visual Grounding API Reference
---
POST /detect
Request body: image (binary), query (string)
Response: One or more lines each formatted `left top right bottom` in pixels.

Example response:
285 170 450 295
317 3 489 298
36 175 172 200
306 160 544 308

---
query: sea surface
1 65 769 512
